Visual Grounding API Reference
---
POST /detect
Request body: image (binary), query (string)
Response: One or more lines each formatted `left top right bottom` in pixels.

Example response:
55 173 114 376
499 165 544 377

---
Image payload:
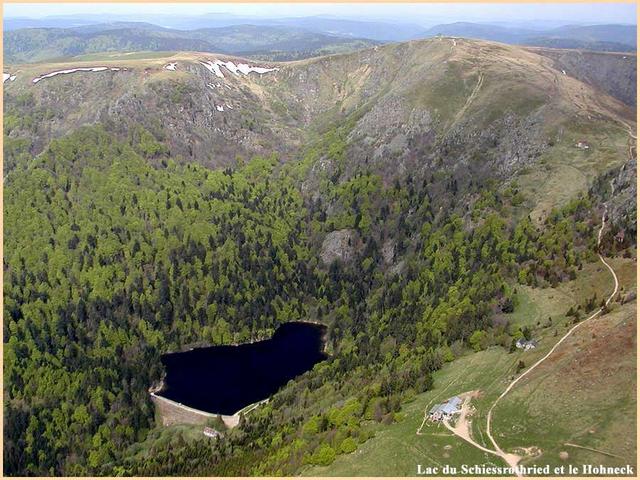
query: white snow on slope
3 73 10 83
32 66 122 84
216 105 224 112
199 61 224 78
199 59 278 79
165 63 177 71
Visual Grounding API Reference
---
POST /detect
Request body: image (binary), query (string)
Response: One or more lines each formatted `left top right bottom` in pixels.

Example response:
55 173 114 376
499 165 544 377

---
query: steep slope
4 38 633 211
528 47 637 107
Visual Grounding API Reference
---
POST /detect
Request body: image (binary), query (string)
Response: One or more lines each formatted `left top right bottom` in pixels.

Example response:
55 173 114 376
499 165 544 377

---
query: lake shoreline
150 321 328 426
160 319 329 355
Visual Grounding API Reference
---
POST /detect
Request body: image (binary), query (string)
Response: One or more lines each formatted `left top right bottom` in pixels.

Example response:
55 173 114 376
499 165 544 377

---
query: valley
3 21 636 478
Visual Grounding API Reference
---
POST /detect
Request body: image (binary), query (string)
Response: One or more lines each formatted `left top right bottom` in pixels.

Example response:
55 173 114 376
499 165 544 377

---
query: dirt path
485 210 619 475
564 442 625 459
442 392 523 470
417 370 467 435
483 116 634 473
418 122 632 472
417 210 620 475
447 72 483 135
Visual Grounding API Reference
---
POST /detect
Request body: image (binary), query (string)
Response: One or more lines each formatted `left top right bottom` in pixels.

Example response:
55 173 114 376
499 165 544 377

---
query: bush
339 437 357 454
469 330 487 352
312 444 336 466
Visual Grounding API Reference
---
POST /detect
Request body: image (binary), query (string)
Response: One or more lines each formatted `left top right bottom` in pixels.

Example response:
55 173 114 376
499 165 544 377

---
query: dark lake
159 322 328 415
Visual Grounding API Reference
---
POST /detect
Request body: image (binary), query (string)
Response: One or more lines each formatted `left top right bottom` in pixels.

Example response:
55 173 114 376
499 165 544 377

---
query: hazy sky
4 3 637 24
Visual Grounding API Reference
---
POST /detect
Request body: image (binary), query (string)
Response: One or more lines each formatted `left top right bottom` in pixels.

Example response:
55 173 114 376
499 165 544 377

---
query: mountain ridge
4 38 634 224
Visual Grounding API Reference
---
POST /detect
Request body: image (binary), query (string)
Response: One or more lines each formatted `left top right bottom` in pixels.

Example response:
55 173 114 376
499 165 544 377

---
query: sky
4 3 637 25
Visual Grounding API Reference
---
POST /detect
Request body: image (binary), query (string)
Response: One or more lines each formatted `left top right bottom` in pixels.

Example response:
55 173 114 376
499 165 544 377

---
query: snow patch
164 63 177 71
3 73 10 83
199 60 224 78
562 69 567 75
199 59 278 79
216 105 224 112
32 66 121 84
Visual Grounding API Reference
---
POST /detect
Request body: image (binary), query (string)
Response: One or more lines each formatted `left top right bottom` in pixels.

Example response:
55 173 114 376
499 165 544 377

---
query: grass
517 121 629 225
492 302 637 472
307 256 636 476
506 256 637 332
306 347 519 476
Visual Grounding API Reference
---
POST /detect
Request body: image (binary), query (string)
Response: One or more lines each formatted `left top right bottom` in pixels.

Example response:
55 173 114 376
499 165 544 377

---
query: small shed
516 338 538 350
203 427 221 439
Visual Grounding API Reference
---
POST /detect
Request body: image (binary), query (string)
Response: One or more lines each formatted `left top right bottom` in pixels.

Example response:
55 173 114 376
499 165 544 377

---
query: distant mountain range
4 15 636 65
422 22 636 52
3 14 427 41
4 22 378 64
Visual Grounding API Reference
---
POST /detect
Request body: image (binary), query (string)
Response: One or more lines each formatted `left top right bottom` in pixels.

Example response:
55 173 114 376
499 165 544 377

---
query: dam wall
151 392 240 429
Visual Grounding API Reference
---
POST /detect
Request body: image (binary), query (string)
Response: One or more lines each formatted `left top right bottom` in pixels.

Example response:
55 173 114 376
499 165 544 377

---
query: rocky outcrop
608 158 637 224
320 229 358 265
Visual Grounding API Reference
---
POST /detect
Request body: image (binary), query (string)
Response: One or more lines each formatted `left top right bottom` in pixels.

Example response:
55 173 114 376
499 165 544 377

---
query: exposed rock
606 157 636 225
320 229 358 265
382 238 396 265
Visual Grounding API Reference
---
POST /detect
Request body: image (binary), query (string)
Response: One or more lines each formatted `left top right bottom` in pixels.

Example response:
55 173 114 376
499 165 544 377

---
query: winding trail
446 72 484 136
485 210 619 476
483 114 635 473
417 114 633 475
443 393 523 469
423 209 620 476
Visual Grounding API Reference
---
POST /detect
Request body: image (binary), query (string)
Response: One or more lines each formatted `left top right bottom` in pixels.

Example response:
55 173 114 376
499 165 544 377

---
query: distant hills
4 15 636 65
422 22 636 52
4 22 378 63
3 14 426 41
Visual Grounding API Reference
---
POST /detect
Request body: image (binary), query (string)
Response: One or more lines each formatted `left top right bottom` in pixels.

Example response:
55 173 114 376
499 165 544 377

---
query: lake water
159 322 328 415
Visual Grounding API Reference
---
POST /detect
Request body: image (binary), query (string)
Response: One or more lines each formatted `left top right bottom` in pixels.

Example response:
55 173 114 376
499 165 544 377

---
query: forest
3 123 620 476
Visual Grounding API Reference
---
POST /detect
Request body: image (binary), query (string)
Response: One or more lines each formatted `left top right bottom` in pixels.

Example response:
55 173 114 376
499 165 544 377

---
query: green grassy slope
307 257 636 476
